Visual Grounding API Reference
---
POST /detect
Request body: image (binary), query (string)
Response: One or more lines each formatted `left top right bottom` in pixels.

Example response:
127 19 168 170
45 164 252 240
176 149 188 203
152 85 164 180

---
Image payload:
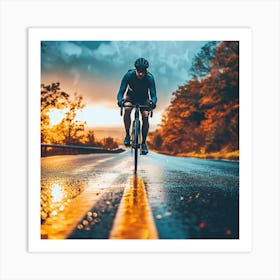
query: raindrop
225 229 232 235
156 215 162 220
51 210 58 216
180 196 185 201
87 212 92 217
199 222 206 229
165 212 172 217
82 220 89 226
77 224 83 230
93 212 98 217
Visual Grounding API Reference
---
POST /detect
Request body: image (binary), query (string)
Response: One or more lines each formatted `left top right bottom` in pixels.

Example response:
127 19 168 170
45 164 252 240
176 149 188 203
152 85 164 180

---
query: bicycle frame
120 104 153 173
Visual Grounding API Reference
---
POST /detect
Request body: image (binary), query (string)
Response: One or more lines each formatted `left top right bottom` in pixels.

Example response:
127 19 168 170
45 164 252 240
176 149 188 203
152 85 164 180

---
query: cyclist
117 57 157 155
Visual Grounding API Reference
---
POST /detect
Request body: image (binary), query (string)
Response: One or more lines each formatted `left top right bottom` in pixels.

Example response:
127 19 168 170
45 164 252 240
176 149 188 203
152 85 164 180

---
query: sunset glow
49 105 163 128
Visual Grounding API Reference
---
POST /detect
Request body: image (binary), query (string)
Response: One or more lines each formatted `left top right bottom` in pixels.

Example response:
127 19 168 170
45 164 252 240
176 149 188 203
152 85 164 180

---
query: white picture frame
1 1 279 280
29 26 252 253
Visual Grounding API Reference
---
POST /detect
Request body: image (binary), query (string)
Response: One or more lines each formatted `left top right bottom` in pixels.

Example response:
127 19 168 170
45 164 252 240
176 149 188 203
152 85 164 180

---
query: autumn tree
60 93 86 145
41 83 86 145
85 130 96 145
102 137 118 149
150 41 239 158
200 41 239 152
40 82 122 154
190 41 219 80
41 83 69 143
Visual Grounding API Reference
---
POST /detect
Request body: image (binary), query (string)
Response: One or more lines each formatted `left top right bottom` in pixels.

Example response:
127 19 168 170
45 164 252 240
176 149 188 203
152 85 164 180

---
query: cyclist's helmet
134 57 149 72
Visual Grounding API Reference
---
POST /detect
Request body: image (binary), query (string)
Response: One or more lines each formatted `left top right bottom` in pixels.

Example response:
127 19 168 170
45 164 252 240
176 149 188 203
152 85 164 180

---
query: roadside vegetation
41 82 119 156
148 41 239 160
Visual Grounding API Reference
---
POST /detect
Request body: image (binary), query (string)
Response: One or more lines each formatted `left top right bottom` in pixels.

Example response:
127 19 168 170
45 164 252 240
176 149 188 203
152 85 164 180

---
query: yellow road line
110 175 158 239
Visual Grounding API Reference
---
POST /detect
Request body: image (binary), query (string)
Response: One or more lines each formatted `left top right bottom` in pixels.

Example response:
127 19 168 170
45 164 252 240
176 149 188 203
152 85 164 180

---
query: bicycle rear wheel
133 119 140 174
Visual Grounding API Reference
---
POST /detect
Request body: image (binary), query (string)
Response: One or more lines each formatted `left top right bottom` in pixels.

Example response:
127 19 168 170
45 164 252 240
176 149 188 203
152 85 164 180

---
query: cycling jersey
117 69 157 105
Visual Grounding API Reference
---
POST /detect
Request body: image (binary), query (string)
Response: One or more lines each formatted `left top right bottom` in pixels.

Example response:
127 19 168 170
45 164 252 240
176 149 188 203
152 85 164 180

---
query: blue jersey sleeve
148 74 157 104
117 72 129 102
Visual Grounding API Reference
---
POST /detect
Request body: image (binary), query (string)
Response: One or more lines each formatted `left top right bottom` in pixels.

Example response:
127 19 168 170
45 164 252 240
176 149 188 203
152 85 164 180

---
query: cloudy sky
41 40 209 127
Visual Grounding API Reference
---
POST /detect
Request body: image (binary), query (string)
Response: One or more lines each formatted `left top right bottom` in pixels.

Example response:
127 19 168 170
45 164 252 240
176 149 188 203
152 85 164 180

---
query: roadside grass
150 148 239 161
176 150 239 161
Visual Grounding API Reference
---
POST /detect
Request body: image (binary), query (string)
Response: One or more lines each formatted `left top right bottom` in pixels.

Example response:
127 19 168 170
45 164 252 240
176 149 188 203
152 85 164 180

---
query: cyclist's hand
117 99 125 107
149 101 156 109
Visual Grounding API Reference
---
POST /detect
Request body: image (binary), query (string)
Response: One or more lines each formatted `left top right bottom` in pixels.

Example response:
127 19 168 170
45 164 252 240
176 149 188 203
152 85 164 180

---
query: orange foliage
149 41 239 159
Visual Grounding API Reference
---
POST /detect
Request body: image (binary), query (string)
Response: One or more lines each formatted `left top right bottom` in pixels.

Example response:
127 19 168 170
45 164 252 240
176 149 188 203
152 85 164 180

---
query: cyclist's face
136 69 146 79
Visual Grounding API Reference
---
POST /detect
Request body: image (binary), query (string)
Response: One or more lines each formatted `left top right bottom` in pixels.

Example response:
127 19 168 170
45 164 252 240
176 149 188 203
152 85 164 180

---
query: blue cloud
41 40 210 109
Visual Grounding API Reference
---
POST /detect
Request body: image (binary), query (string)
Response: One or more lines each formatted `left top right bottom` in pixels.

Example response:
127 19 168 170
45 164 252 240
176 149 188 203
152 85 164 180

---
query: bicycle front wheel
133 119 140 174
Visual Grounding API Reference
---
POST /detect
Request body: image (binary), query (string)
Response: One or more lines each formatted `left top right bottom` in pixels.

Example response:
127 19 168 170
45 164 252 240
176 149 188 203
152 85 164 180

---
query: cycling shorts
124 96 150 112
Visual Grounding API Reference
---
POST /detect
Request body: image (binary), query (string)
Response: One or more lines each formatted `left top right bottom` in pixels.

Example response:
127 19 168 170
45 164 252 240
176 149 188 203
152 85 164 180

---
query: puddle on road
40 172 130 239
41 178 87 224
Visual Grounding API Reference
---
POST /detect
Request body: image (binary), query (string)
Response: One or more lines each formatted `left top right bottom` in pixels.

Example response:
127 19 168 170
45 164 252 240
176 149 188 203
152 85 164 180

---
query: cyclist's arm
117 73 129 102
148 75 157 104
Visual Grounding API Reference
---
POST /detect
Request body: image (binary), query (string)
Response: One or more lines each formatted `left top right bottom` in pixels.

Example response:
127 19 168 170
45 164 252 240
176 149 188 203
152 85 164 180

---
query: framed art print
28 27 252 253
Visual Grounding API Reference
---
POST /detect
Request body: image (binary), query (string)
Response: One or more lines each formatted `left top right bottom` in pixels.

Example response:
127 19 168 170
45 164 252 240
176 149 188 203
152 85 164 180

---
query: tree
41 83 69 143
59 93 86 145
85 130 96 145
153 41 239 157
41 83 86 145
41 82 69 114
190 41 219 80
102 137 118 149
200 41 239 152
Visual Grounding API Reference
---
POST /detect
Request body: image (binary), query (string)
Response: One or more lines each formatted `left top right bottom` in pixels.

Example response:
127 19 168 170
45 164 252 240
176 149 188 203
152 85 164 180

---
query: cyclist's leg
123 99 133 146
140 99 150 144
123 100 132 135
141 110 149 144
140 100 150 154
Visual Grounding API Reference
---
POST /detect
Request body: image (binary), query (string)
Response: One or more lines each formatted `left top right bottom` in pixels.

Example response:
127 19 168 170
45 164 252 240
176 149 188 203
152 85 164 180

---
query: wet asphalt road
41 150 239 239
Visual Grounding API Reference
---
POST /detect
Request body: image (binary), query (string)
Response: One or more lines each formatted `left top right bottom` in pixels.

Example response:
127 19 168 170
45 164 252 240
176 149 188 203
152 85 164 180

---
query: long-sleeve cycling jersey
117 69 157 104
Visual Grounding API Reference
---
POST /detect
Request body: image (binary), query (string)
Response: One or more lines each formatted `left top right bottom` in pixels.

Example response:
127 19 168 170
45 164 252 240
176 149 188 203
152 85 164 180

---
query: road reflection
51 183 64 202
41 179 86 224
109 175 158 239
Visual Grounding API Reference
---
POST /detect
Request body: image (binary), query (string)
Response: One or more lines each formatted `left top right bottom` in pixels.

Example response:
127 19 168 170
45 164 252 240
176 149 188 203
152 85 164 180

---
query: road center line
96 156 114 163
109 175 159 239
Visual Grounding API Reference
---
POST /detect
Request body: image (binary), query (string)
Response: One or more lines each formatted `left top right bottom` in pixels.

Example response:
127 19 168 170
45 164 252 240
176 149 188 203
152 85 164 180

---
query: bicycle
120 103 153 174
